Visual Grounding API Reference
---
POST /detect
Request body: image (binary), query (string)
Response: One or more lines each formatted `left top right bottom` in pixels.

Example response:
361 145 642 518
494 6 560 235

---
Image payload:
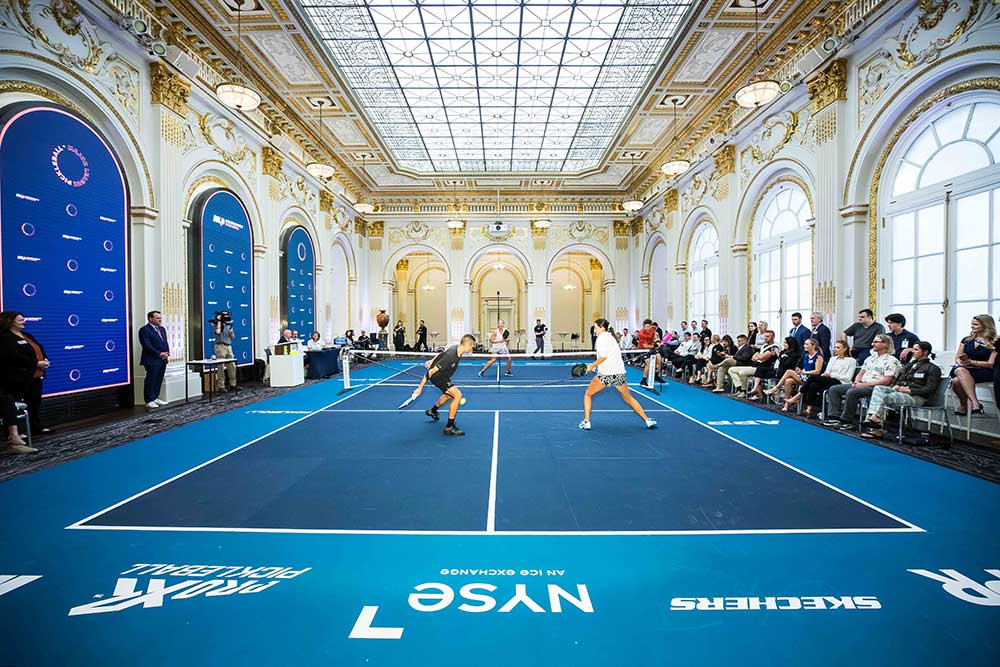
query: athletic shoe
837 422 856 431
146 401 159 409
478 369 486 377
155 398 168 406
822 419 840 427
712 388 725 393
505 371 512 376
443 424 465 436
578 420 591 430
645 419 658 429
4 444 38 454
425 408 440 421
655 375 665 383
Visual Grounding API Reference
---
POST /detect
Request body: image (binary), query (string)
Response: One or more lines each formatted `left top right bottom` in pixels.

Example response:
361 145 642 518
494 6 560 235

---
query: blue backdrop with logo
0 104 130 397
197 190 254 366
284 227 315 336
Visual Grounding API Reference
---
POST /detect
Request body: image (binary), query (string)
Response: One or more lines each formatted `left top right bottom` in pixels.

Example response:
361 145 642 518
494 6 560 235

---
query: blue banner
284 227 315 337
197 190 254 365
0 104 131 396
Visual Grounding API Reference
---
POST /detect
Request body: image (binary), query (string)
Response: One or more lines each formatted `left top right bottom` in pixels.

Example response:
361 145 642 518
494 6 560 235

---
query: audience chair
897 376 954 448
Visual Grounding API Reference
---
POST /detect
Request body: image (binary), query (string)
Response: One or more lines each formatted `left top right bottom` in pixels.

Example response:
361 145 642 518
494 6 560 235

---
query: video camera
213 310 232 324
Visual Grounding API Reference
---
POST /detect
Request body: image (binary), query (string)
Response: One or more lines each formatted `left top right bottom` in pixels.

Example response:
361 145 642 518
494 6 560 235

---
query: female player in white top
580 318 657 431
478 319 513 376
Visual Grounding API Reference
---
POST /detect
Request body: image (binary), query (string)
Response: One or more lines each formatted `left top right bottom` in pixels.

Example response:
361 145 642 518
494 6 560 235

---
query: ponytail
594 318 620 343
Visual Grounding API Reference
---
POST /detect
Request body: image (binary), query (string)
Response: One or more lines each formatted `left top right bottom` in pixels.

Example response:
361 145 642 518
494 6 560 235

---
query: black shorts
430 374 455 393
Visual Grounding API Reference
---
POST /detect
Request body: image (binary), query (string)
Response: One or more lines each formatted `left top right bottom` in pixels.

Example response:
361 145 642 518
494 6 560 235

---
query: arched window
687 221 719 326
752 180 812 331
883 97 1000 350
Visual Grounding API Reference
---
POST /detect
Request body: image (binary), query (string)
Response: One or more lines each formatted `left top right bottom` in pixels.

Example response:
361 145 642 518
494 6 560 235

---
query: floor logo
670 596 881 611
68 563 310 616
908 568 1000 606
0 574 42 597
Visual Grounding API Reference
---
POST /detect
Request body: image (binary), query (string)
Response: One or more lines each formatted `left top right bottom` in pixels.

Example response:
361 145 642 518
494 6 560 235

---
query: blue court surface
1 357 998 666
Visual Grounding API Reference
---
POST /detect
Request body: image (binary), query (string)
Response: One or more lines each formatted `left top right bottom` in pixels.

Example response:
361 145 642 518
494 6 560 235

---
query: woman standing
392 320 406 351
950 314 997 416
0 311 50 438
580 318 657 431
800 340 857 418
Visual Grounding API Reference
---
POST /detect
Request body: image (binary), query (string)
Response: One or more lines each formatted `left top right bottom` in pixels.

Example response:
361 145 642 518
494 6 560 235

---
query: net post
642 352 660 395
339 347 352 394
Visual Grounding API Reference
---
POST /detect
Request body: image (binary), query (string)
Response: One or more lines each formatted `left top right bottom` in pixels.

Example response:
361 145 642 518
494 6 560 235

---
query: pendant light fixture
216 2 261 112
734 2 780 110
561 255 576 291
660 97 691 177
621 153 644 213
532 179 551 229
446 179 464 229
421 253 435 291
353 153 376 215
305 97 335 181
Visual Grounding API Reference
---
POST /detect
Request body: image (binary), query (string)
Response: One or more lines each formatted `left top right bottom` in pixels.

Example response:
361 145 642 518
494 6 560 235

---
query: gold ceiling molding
664 189 679 215
713 145 736 178
261 146 283 178
866 76 1000 307
183 175 227 215
613 220 630 237
0 79 80 112
367 221 384 238
149 62 190 116
806 59 847 113
319 190 333 214
897 0 982 68
354 219 367 236
630 218 644 237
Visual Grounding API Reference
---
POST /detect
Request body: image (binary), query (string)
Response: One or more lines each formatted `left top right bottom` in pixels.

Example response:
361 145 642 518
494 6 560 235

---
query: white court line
634 387 924 533
316 409 674 413
487 411 499 533
66 368 407 531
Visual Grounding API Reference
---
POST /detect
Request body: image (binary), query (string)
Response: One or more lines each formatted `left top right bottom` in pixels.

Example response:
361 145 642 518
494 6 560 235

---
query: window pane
934 106 970 144
918 253 945 303
954 301 989 349
905 127 938 164
799 240 812 274
784 244 798 275
769 282 779 310
919 141 991 188
894 305 916 335
989 134 1000 161
892 212 915 258
994 245 1000 300
956 191 990 249
917 205 944 256
799 277 811 312
892 259 914 303
915 304 943 351
994 189 1000 241
967 103 1000 143
955 247 989 300
893 162 920 196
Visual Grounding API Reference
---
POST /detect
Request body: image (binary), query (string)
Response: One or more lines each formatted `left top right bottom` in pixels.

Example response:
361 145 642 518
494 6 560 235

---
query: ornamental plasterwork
2 0 141 121
806 59 847 113
567 220 596 241
739 111 799 184
149 63 189 116
279 172 317 210
403 220 431 241
196 112 257 183
647 208 664 230
680 171 710 214
857 0 1000 125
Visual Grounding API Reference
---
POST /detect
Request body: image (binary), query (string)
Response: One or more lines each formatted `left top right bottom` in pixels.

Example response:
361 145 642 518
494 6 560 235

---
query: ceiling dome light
661 159 690 177
306 162 335 181
622 199 644 213
532 217 551 229
353 201 375 215
446 217 464 229
216 4 261 112
735 80 781 110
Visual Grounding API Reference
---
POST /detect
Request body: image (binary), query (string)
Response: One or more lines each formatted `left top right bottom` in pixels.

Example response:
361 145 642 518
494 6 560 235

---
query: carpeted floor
674 377 1000 484
0 380 321 482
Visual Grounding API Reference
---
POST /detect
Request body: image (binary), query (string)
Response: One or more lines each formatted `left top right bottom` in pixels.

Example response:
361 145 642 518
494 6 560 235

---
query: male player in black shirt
533 318 547 357
411 333 476 436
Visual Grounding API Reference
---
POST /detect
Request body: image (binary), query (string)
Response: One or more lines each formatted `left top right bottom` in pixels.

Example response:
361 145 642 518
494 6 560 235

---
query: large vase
376 310 390 332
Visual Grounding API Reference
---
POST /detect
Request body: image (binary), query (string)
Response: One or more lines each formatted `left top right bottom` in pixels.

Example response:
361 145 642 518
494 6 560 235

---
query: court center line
634 385 924 532
487 411 499 533
66 368 407 530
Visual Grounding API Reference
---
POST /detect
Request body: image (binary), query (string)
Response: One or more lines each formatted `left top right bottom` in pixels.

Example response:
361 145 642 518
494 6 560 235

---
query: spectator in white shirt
620 328 633 350
823 334 901 429
800 340 856 419
307 331 324 351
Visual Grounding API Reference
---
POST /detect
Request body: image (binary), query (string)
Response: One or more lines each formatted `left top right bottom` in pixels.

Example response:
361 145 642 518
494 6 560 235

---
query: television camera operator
211 310 238 391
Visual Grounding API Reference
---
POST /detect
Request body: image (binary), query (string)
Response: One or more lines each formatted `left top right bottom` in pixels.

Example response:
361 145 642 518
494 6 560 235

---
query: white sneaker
4 443 37 454
578 420 591 430
645 418 658 429
146 401 159 409
155 398 168 406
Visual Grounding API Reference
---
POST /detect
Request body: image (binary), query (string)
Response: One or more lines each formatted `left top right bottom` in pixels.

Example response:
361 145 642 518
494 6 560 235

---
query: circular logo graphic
226 266 232 275
209 280 216 289
241 286 247 294
103 240 114 252
51 144 90 187
65 203 78 217
297 243 307 262
241 351 249 360
226 300 232 309
67 314 80 327
21 283 36 297
290 279 297 288
21 222 35 237
66 259 79 272
241 319 247 326
104 290 114 302
291 307 297 314
105 340 116 352
208 243 215 253
299 268 305 276
240 252 247 261
69 369 81 382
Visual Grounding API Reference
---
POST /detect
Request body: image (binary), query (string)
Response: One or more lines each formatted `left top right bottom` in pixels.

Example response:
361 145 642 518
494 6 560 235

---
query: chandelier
562 255 576 290
353 153 376 215
421 254 434 291
661 96 690 177
216 4 261 112
305 97 335 181
445 179 464 228
621 152 644 212
734 3 780 110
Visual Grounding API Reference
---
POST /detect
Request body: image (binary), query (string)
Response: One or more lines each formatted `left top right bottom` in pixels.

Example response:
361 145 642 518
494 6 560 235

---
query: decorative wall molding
806 59 847 113
740 111 799 184
149 62 189 116
261 146 283 178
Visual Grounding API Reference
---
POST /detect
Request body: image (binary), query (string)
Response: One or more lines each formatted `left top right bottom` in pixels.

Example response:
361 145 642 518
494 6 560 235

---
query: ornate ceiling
131 0 848 200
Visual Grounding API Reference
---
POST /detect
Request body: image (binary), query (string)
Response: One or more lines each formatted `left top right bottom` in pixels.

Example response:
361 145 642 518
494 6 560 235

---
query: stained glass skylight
298 0 694 173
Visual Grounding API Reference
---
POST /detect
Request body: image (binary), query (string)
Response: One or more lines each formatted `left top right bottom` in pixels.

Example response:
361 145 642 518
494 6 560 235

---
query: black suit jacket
0 329 45 396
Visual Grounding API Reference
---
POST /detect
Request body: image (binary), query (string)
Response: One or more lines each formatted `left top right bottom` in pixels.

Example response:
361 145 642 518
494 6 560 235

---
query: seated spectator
1 393 34 454
861 341 942 439
356 330 372 348
700 320 712 339
751 320 768 350
750 336 800 401
620 328 633 350
344 329 356 346
688 334 714 384
949 314 997 416
673 332 699 377
884 313 919 361
307 331 323 351
712 334 756 394
823 334 901 429
746 321 761 350
771 337 825 412
291 330 300 342
728 330 776 395
801 340 857 419
843 308 885 365
701 334 736 387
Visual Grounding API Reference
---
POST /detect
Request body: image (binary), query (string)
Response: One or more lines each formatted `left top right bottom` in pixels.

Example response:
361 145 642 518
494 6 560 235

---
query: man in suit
809 311 832 360
138 310 169 409
277 328 293 345
789 312 811 350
